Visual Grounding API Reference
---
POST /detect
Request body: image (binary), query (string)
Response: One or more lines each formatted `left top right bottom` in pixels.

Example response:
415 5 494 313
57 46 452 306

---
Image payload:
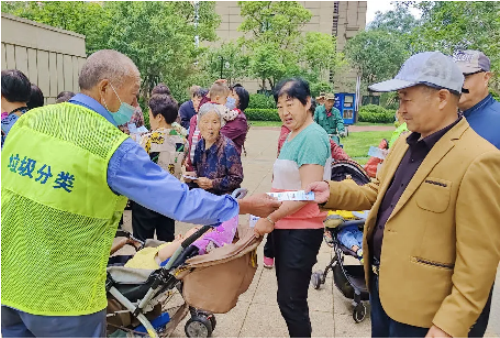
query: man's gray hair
198 103 226 126
78 50 140 90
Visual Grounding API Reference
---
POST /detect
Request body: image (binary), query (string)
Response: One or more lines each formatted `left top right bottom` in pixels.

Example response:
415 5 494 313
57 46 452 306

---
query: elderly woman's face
277 95 311 132
199 111 221 144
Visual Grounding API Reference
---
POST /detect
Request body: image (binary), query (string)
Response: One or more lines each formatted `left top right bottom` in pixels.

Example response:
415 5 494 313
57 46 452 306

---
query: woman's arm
254 164 324 236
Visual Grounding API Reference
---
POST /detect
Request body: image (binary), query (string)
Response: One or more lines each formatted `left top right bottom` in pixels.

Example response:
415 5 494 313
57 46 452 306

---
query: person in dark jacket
454 50 500 338
179 85 202 130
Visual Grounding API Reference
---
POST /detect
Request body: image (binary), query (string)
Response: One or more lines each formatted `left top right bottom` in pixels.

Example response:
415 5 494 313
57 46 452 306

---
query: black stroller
310 160 372 323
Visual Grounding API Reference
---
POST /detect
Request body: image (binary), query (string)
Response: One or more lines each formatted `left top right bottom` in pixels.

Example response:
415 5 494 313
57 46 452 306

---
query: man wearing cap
454 50 500 149
454 50 500 337
305 52 500 337
316 92 326 106
313 93 345 145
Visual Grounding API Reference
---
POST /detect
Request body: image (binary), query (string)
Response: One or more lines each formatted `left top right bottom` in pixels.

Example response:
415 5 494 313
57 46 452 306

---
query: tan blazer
324 118 500 337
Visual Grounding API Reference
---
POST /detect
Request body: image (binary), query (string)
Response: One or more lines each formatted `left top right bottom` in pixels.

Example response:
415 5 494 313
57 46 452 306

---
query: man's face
458 71 491 111
100 75 140 112
324 99 334 111
397 86 443 136
192 95 202 112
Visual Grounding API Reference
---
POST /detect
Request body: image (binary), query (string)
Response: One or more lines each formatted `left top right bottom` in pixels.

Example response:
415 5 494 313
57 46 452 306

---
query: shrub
359 104 390 115
358 104 396 123
248 94 276 109
358 110 395 123
490 89 500 102
245 108 281 121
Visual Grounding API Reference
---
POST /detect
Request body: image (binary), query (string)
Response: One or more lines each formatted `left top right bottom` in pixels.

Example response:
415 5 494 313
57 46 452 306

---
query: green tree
411 1 500 90
201 42 250 85
344 30 409 84
103 1 220 101
1 1 111 54
237 1 312 89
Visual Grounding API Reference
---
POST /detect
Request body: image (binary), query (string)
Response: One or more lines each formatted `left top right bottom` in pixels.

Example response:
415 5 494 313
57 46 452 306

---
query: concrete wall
1 13 86 104
211 1 367 93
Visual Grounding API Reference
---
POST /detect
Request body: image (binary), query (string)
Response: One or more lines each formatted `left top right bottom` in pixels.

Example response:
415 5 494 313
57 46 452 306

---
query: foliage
248 94 276 109
344 30 410 84
238 1 329 90
309 81 334 99
491 90 500 102
245 109 281 121
2 1 111 54
360 104 391 115
358 105 396 123
368 1 420 36
2 1 220 102
200 41 250 85
411 1 500 90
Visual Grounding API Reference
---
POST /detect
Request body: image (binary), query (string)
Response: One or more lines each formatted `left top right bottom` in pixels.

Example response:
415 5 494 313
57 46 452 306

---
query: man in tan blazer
307 52 500 337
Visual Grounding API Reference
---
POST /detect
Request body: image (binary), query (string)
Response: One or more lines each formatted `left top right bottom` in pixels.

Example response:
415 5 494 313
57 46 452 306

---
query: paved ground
122 127 499 337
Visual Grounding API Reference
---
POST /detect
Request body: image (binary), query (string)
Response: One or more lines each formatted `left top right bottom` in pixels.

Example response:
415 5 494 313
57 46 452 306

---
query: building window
334 1 339 14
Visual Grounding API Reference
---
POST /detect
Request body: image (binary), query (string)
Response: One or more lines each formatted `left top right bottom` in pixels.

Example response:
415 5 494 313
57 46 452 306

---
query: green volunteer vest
1 102 128 316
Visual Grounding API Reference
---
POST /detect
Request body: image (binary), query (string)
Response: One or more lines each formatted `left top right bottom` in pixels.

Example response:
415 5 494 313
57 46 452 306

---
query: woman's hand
305 181 330 204
197 177 213 190
254 217 274 238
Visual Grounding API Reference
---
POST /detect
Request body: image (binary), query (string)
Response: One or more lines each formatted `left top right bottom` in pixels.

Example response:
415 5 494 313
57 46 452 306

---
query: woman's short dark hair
28 84 44 110
151 83 171 96
273 77 311 106
148 94 178 125
233 86 249 111
56 91 75 103
309 98 317 116
1 69 32 103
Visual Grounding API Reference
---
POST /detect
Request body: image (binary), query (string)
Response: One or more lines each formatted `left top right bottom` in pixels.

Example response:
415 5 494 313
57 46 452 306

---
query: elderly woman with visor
185 102 243 195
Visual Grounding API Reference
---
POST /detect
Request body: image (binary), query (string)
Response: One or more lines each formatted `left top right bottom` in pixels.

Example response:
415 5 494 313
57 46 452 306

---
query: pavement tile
238 303 289 337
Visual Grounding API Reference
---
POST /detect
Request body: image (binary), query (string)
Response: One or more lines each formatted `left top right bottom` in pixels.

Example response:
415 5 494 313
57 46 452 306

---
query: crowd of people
1 47 500 338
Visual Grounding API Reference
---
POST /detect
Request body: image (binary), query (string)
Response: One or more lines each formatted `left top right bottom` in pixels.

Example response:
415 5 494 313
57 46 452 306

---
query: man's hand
425 325 452 338
254 218 274 238
197 177 213 190
305 181 330 204
238 193 281 218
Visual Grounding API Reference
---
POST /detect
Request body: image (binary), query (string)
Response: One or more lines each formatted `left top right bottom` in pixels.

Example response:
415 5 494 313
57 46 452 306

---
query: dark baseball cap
453 50 491 75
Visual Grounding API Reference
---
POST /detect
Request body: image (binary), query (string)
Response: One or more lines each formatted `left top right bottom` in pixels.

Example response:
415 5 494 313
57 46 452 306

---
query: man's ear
437 89 450 110
98 79 111 94
485 72 492 82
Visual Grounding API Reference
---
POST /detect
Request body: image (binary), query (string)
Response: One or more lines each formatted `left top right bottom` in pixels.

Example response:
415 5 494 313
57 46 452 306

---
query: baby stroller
106 190 261 338
311 160 371 323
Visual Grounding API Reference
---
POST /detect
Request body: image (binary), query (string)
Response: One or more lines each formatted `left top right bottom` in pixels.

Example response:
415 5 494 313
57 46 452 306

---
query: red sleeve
330 139 350 161
277 125 290 157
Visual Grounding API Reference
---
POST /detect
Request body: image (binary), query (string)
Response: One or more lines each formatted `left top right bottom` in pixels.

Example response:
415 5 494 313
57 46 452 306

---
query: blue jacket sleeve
107 139 239 224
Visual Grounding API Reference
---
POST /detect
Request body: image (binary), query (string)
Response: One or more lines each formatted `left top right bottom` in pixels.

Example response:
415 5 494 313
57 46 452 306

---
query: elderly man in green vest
1 49 280 337
313 92 345 145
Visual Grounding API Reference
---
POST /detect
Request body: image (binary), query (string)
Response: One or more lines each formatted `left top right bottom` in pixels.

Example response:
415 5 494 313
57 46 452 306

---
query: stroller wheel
185 316 213 338
311 271 322 290
353 303 367 323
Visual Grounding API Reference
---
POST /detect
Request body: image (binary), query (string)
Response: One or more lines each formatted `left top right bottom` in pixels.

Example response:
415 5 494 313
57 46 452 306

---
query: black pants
370 274 429 337
272 228 323 337
468 284 494 338
263 230 275 258
131 201 175 242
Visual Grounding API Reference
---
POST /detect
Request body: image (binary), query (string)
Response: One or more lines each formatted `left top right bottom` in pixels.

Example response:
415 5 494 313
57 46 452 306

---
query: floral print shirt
192 134 243 195
140 127 188 179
